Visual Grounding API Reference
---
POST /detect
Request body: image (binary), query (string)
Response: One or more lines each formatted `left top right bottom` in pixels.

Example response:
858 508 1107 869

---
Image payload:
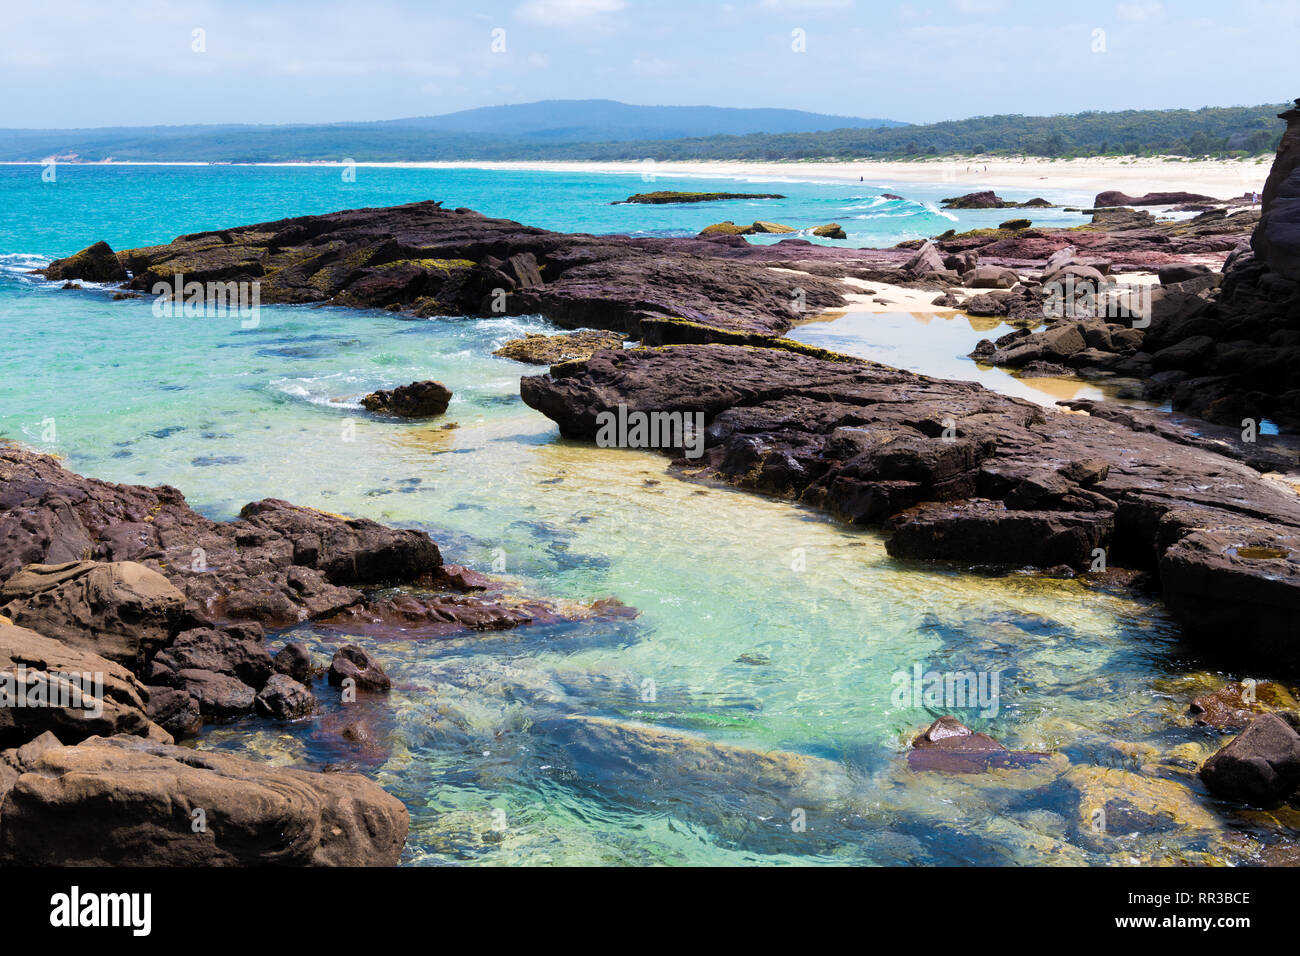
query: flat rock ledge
0 734 407 866
520 343 1300 666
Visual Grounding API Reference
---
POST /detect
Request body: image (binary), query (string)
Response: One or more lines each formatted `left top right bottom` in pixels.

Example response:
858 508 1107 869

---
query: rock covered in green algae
41 240 127 283
493 329 626 365
813 223 847 239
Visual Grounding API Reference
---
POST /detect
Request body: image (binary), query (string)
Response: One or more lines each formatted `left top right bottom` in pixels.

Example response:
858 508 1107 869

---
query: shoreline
2 155 1270 197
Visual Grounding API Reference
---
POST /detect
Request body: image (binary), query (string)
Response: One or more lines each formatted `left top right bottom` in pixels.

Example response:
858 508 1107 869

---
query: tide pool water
0 164 1257 866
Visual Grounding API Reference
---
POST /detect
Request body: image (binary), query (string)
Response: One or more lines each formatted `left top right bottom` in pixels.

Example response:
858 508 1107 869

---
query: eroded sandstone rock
0 734 408 865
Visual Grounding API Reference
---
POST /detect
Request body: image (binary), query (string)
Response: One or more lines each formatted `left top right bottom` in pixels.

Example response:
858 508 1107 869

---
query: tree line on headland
4 102 1286 164
567 104 1288 162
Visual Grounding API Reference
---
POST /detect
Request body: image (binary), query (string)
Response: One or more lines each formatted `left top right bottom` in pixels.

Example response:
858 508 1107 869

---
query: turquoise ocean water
0 164 1254 865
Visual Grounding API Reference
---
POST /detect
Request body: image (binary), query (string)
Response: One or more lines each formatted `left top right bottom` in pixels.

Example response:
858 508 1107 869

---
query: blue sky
2 0 1296 128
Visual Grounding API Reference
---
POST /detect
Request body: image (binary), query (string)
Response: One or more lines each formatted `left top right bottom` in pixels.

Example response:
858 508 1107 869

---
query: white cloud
759 0 853 11
1117 1 1163 21
515 0 626 24
953 0 1009 13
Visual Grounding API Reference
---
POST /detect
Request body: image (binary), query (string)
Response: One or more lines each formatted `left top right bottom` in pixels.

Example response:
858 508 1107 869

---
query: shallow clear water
0 164 1260 866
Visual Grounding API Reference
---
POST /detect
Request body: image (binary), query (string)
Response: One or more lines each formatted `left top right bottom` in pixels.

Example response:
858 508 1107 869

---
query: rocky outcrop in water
521 343 1300 666
41 240 127 283
361 379 453 417
1094 190 1219 207
43 202 851 342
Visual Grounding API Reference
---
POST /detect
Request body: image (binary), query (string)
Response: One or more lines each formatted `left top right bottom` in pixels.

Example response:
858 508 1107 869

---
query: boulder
698 221 747 236
254 673 316 720
144 685 203 739
965 265 1019 290
1157 263 1212 285
149 625 273 689
173 669 256 718
360 380 452 417
41 241 128 283
0 561 185 674
998 218 1032 231
1200 713 1300 804
273 642 314 683
941 191 1010 209
812 223 847 239
328 644 391 693
903 241 946 275
0 734 408 865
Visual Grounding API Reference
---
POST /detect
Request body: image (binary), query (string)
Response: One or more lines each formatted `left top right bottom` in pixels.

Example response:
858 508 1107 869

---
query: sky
2 0 1296 129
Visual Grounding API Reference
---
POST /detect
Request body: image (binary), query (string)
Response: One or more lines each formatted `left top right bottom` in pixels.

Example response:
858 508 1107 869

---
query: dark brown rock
361 380 453 418
907 716 1051 773
328 644 391 693
273 642 313 683
1200 713 1300 804
144 685 203 739
0 445 443 627
41 241 127 283
254 673 316 720
520 343 1300 659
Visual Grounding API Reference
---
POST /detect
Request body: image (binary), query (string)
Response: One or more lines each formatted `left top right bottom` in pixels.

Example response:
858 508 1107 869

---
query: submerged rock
0 734 407 865
1066 764 1219 844
908 716 1052 773
1190 681 1300 729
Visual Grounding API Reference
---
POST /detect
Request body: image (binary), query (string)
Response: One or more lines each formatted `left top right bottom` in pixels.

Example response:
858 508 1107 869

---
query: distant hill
0 99 903 163
378 99 905 140
0 101 1284 163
